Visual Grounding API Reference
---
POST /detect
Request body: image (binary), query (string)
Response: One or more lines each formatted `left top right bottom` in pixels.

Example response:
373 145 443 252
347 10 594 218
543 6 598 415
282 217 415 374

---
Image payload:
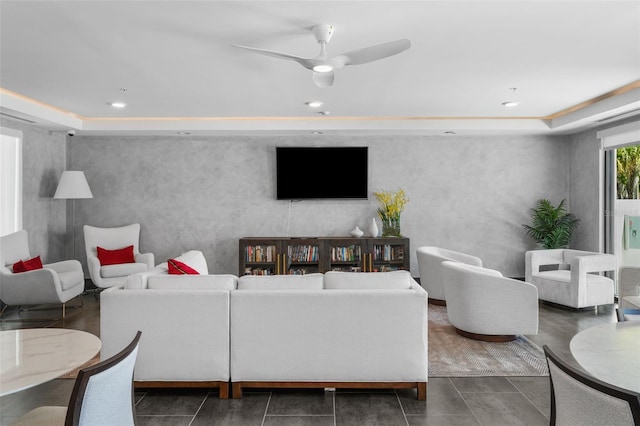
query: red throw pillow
13 256 43 273
97 245 135 266
168 258 199 275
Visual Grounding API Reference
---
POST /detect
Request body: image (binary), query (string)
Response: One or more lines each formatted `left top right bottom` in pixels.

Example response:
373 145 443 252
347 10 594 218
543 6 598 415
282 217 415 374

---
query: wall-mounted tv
276 146 368 200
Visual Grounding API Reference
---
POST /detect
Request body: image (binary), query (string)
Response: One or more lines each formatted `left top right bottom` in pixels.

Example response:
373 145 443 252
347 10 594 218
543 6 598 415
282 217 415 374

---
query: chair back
83 224 141 261
66 331 141 426
0 229 30 268
544 345 640 426
416 246 482 301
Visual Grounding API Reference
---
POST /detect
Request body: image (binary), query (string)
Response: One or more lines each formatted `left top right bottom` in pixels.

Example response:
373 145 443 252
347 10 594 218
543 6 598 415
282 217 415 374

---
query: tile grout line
506 377 550 421
188 390 211 426
260 391 272 426
395 390 410 426
448 377 484 426
333 389 337 426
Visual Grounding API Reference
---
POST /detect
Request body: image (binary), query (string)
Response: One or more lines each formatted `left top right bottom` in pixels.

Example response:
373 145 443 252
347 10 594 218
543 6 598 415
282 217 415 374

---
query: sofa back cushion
324 270 412 289
237 273 324 290
148 274 237 290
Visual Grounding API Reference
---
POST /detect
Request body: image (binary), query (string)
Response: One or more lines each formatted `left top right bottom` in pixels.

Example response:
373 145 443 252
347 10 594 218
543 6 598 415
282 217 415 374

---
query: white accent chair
83 223 154 290
0 230 84 319
416 246 483 305
618 266 640 310
525 249 616 309
544 344 640 426
12 331 141 426
441 261 538 341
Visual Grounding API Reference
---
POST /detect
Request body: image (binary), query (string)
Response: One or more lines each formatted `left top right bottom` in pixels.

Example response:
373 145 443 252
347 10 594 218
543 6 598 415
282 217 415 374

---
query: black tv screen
276 147 368 200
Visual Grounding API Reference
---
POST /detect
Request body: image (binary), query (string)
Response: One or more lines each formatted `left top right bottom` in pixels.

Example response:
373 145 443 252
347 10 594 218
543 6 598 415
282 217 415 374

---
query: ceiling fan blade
232 44 315 69
312 71 335 88
334 38 411 66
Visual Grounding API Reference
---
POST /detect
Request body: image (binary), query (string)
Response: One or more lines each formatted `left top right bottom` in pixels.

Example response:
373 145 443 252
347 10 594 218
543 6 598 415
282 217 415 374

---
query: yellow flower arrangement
374 189 408 236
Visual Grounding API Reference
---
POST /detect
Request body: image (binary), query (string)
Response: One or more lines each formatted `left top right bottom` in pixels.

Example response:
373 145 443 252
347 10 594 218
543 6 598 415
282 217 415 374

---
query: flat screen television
276 146 368 200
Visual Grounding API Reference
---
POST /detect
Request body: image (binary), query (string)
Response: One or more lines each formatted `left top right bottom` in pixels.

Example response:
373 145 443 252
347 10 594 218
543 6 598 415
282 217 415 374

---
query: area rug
428 304 549 377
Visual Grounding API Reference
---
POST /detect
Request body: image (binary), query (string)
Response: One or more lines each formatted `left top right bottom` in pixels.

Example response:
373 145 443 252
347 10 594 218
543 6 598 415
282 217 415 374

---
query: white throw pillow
237 273 324 290
323 270 412 289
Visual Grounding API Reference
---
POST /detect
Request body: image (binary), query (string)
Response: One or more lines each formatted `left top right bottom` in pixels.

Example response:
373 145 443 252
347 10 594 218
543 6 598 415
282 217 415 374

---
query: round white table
569 321 640 393
0 328 101 396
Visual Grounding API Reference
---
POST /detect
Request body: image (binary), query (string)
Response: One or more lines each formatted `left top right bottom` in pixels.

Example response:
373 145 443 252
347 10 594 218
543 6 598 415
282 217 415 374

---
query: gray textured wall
1 118 67 263
69 134 571 277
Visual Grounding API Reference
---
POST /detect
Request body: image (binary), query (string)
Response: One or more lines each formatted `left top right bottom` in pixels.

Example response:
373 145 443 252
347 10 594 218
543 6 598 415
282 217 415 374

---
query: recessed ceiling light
317 111 330 116
109 101 127 108
177 132 191 135
312 64 333 73
444 131 457 135
311 131 323 135
502 101 520 107
305 101 324 108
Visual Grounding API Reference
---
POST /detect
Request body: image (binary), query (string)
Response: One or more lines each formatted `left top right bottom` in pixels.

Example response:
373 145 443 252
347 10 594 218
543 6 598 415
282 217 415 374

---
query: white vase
350 226 364 238
369 217 379 237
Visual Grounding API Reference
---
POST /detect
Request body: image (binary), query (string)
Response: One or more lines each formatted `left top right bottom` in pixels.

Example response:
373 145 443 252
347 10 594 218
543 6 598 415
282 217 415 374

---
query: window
0 127 23 236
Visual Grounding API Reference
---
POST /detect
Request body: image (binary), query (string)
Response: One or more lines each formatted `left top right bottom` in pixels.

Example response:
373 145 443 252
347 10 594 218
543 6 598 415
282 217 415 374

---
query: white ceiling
1 0 639 136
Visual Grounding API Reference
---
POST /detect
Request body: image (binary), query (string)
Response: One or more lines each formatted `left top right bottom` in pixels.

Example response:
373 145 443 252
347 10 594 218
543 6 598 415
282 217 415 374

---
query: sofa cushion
323 270 412 289
148 274 237 290
97 245 135 265
57 270 84 291
533 270 612 286
13 256 43 273
237 273 324 290
168 259 199 275
100 262 148 278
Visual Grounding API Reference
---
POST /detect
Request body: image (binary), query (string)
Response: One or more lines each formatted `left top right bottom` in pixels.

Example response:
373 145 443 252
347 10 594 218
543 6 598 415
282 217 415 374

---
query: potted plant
522 198 580 249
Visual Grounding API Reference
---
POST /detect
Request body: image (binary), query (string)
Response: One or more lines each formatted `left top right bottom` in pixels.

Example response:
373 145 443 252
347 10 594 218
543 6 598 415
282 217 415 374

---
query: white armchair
83 223 154 289
0 230 84 318
618 266 640 310
525 249 616 309
416 246 483 305
441 261 538 341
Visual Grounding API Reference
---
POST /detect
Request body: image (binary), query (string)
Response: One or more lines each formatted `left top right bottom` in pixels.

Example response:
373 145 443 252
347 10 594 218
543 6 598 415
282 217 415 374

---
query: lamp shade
54 171 93 199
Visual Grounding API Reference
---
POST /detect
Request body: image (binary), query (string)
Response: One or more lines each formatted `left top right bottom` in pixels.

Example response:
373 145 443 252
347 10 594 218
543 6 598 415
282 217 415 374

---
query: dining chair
12 331 142 426
543 344 640 426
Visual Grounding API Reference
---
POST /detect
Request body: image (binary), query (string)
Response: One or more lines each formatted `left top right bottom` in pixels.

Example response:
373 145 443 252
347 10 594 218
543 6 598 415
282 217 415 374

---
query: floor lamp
54 171 93 260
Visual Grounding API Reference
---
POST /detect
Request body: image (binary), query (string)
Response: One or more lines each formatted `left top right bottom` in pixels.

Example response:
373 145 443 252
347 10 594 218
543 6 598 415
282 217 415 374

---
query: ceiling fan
232 25 411 88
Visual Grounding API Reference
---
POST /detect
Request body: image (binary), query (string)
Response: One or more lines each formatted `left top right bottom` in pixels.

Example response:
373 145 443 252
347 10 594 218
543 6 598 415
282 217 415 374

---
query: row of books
331 245 362 262
287 245 320 262
244 245 277 263
244 267 275 275
373 244 405 261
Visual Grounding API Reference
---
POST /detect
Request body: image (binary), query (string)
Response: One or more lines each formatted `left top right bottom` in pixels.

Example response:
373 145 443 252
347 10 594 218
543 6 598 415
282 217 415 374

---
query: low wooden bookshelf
239 237 409 275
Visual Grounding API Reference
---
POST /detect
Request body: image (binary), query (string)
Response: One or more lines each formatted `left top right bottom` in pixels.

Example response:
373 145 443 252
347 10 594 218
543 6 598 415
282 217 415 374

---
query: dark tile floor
0 292 617 426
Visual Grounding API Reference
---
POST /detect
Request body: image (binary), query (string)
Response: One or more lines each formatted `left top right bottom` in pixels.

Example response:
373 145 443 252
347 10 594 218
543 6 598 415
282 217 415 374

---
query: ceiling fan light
313 64 333 73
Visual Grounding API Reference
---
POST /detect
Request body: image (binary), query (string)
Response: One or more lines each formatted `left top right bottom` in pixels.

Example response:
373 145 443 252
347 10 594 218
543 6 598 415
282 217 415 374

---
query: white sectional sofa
100 257 428 400
230 271 428 400
100 250 236 398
